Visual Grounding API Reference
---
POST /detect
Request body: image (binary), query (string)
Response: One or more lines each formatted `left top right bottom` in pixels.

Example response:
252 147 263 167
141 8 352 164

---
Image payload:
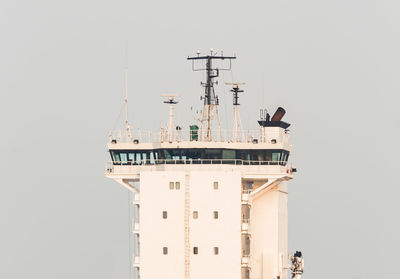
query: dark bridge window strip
109 149 289 166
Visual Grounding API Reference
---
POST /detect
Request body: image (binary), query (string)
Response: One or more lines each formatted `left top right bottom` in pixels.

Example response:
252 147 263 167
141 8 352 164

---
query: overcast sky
1 0 399 279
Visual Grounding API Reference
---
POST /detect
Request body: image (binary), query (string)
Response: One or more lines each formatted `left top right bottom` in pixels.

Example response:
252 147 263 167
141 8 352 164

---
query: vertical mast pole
226 82 245 142
233 105 239 141
168 101 175 142
125 66 132 142
206 56 212 141
161 95 179 142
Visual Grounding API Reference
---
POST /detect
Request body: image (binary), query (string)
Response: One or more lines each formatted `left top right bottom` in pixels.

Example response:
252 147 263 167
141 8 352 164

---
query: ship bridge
105 123 294 181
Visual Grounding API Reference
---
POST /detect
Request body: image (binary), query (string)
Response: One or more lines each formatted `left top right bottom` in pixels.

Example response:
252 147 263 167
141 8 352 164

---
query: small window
193 247 198 254
175 182 180 190
169 182 174 190
213 247 219 255
193 211 198 219
213 211 219 219
163 247 168 255
162 211 167 219
213 181 219 190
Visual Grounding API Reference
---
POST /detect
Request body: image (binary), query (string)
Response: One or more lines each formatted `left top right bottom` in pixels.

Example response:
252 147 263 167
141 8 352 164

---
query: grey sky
1 0 399 278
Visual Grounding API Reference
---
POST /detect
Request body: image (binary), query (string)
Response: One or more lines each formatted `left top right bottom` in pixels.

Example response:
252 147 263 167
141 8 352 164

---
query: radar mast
187 49 236 141
161 94 179 142
225 82 245 142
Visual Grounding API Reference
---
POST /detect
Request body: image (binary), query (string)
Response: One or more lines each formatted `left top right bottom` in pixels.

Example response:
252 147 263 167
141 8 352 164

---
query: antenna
225 82 245 142
187 49 236 141
124 44 132 142
225 82 245 105
161 94 179 142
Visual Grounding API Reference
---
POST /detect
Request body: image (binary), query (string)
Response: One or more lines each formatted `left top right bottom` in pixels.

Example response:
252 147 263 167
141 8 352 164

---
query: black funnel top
271 107 286 121
258 107 290 129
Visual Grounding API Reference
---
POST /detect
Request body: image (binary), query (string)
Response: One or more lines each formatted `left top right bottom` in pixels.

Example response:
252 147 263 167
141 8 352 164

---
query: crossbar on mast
187 49 236 141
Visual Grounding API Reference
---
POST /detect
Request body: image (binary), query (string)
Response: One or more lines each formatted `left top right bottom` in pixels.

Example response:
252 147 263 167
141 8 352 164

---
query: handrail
107 159 288 166
108 128 289 144
105 159 289 173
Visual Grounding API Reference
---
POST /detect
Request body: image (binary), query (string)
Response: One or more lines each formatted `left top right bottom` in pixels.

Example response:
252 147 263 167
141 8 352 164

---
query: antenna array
187 49 236 141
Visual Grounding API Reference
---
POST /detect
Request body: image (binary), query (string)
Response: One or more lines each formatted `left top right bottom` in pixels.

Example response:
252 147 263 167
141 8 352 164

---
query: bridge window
181 149 202 160
111 152 120 162
136 153 141 164
204 149 221 159
120 153 127 163
109 149 290 165
237 150 250 161
149 152 156 164
128 152 135 163
163 149 180 160
271 152 281 162
222 149 235 159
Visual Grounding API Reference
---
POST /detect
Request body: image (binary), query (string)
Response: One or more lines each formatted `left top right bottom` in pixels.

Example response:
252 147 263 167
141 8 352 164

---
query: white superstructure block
106 138 295 279
139 170 242 279
251 181 289 279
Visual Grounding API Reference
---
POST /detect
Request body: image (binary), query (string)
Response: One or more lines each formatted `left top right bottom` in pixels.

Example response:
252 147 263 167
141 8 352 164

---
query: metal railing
105 159 289 173
108 159 288 166
108 129 289 144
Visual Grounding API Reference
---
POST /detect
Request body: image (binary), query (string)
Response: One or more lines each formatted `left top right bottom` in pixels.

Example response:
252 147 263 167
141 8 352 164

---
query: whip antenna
124 45 132 142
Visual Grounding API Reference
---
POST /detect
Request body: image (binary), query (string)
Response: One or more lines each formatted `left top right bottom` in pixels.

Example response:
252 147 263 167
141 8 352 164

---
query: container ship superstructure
105 50 304 279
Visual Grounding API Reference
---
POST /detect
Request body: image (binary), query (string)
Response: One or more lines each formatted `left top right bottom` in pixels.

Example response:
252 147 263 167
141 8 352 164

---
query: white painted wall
189 171 242 279
140 171 186 279
250 182 288 279
139 170 242 279
278 182 288 279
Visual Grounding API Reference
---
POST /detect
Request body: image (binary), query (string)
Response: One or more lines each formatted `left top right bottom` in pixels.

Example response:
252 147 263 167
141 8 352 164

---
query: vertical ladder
184 174 190 279
131 192 140 279
241 183 252 279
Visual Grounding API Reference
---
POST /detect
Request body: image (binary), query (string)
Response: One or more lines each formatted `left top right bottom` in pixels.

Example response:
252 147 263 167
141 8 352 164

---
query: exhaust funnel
271 107 286 121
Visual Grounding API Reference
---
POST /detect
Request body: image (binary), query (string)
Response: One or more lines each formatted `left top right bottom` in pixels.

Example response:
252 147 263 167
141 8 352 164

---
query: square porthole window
175 182 180 190
193 247 198 255
213 181 219 190
163 247 168 255
169 182 174 190
193 211 198 219
214 247 219 255
213 211 219 219
162 211 168 219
